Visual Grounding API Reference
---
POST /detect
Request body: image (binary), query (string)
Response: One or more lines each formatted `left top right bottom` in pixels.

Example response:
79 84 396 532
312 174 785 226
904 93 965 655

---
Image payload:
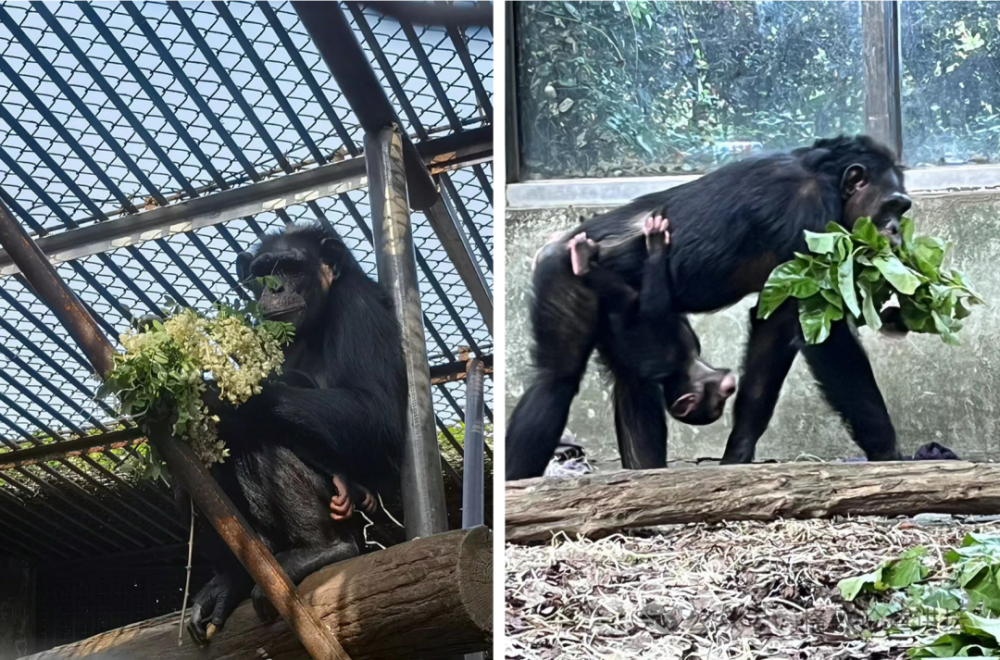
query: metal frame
507 163 1000 210
505 1 521 184
0 130 490 277
0 1 493 578
862 1 903 158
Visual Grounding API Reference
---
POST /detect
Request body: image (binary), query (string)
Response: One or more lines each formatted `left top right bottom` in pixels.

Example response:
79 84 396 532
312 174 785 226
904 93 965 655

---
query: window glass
901 1 1000 167
516 1 865 179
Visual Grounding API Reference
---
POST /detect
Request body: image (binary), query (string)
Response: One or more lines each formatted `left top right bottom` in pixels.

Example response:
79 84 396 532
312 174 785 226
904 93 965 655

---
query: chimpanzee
184 223 406 643
506 135 912 480
568 215 735 422
506 214 735 479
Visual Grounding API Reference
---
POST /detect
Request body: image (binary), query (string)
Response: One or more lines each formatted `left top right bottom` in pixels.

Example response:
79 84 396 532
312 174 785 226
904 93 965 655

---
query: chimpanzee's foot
356 485 378 515
719 437 755 465
568 232 599 276
329 475 378 521
329 474 354 521
187 572 251 645
643 214 670 253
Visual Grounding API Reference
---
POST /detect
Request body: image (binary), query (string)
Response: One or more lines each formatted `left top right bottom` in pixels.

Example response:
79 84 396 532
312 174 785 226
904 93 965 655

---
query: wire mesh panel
0 0 493 578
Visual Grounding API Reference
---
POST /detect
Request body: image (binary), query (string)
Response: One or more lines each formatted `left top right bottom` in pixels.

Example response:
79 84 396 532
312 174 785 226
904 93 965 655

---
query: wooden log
506 461 1000 543
21 527 492 660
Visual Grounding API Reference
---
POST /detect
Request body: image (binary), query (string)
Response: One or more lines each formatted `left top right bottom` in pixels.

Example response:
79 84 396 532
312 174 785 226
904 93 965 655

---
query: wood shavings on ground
505 517 1000 660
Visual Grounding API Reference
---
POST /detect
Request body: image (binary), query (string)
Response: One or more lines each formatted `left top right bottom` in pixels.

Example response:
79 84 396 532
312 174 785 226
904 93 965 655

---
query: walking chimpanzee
185 223 406 643
506 135 912 479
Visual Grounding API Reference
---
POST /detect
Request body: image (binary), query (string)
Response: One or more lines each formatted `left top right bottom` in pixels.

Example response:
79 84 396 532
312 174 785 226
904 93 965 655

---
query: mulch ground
505 516 1000 659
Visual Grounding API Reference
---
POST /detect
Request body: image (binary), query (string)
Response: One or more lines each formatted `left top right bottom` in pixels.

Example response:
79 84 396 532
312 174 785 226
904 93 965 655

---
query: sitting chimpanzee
184 223 406 643
507 135 913 480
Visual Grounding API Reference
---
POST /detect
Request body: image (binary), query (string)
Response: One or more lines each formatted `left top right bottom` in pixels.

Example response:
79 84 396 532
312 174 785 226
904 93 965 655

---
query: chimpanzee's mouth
263 304 306 320
879 228 902 247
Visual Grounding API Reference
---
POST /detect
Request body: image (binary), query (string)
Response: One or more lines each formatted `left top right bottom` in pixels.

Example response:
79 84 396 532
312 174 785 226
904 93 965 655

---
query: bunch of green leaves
759 217 984 344
943 534 1000 615
909 612 1000 657
836 535 1000 657
839 546 933 601
98 296 294 468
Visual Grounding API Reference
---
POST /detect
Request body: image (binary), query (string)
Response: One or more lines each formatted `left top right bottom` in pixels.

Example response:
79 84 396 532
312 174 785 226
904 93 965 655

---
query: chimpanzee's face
661 319 736 426
841 165 912 247
236 235 335 331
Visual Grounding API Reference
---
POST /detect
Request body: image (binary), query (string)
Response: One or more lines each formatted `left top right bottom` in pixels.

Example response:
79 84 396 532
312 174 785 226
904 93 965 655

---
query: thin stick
178 498 195 646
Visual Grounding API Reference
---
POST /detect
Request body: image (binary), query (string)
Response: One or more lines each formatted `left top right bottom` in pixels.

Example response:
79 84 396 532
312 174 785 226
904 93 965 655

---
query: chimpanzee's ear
236 251 253 282
319 235 345 266
841 164 867 198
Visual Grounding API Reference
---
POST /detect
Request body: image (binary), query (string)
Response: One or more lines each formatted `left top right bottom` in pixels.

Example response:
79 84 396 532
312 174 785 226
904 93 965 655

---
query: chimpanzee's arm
222 383 404 489
636 215 673 322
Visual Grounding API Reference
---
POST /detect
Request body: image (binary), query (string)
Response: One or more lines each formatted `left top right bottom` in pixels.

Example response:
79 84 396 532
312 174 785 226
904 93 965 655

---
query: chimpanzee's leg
612 373 668 469
801 321 901 460
505 242 600 480
721 303 801 464
251 539 359 622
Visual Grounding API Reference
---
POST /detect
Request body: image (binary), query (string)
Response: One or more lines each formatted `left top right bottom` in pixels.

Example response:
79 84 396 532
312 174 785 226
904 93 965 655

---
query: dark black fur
574 225 735 426
506 135 912 480
186 223 406 643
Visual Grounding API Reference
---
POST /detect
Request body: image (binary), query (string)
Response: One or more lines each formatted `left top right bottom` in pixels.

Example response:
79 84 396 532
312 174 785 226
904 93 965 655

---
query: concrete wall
505 194 1000 470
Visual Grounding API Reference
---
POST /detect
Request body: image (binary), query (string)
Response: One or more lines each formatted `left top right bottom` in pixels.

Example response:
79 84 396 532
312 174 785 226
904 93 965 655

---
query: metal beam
505 1 522 184
429 354 494 385
0 428 144 469
461 357 486 660
862 1 903 158
506 164 1000 211
293 1 439 211
365 124 449 540
0 131 491 276
462 358 486 529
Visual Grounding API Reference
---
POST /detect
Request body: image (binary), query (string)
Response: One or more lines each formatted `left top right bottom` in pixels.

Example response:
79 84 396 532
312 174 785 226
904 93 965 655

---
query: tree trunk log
505 461 1000 543
21 527 492 660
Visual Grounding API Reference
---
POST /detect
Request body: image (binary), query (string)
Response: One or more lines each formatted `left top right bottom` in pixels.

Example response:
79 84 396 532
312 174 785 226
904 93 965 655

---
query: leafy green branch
759 217 984 344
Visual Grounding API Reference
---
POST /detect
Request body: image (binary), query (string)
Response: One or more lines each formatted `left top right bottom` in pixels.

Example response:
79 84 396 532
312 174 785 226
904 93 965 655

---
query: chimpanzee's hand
878 305 908 338
329 474 355 521
329 475 379 521
187 573 247 645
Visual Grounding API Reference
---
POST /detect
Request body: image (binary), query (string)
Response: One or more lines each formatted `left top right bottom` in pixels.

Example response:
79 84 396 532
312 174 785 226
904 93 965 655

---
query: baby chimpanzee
568 215 736 426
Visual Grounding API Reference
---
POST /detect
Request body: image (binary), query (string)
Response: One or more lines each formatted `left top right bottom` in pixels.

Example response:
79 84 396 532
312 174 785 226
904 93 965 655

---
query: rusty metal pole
365 124 450 540
0 200 350 660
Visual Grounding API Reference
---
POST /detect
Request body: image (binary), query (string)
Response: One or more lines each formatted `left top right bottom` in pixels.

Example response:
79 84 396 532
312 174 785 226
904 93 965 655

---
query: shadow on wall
504 195 1000 469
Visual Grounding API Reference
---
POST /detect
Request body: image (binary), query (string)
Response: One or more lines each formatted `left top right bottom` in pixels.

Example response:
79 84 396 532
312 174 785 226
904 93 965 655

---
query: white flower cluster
113 308 289 466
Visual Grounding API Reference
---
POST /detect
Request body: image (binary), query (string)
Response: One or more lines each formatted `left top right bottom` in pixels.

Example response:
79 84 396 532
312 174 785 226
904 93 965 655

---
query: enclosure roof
0 1 493 561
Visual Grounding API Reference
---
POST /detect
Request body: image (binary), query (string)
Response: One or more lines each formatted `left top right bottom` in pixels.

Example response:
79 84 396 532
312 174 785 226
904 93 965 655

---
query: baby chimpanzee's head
662 319 736 426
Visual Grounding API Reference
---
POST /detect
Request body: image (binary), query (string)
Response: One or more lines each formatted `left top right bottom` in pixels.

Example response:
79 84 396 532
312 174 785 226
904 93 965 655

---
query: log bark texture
506 461 1000 543
21 527 492 660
